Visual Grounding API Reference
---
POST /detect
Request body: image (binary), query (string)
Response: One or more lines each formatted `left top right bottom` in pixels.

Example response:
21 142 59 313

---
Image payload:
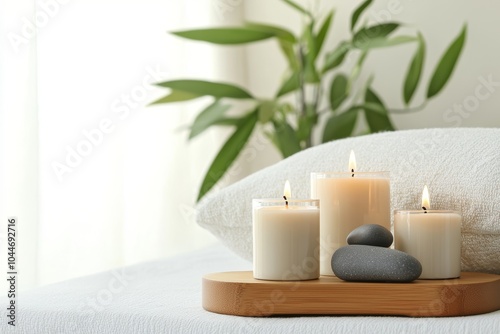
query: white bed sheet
1 243 499 334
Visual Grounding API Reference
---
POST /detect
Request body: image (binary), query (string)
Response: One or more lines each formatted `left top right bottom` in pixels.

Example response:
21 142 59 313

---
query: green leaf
322 108 358 142
354 35 416 50
171 27 275 45
403 33 425 105
258 101 276 123
297 110 317 142
244 22 296 43
315 10 334 59
351 0 373 31
353 23 400 49
347 51 368 94
197 110 258 201
276 71 300 97
150 90 201 105
364 88 395 132
427 24 467 98
329 74 348 110
361 101 386 114
304 62 320 83
273 120 302 158
303 23 320 83
189 100 231 140
278 40 299 70
157 80 253 99
297 117 312 143
212 118 242 126
322 41 351 73
282 0 313 19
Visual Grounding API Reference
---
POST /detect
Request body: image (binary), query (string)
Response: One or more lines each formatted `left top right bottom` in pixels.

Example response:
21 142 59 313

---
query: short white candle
394 186 462 279
253 181 320 281
311 151 391 276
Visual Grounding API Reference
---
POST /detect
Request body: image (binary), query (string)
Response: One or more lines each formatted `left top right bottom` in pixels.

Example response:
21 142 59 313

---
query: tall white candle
394 186 462 279
311 151 390 276
253 181 320 281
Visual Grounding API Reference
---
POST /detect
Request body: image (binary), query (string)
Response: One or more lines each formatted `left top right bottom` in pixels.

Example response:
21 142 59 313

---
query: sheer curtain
0 0 39 290
1 0 249 291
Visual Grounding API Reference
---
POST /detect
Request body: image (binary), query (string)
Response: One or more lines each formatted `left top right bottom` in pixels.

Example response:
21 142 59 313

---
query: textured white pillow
196 128 500 274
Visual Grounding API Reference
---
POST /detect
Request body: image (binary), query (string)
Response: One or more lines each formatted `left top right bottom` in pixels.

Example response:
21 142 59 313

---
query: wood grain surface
202 271 500 317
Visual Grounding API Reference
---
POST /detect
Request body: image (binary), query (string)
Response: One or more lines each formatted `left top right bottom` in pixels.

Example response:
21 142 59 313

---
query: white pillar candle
253 181 320 281
394 186 462 279
311 151 390 276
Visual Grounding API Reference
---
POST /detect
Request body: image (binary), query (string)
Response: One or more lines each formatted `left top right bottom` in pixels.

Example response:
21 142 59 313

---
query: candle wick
351 169 354 178
283 195 288 208
422 206 427 214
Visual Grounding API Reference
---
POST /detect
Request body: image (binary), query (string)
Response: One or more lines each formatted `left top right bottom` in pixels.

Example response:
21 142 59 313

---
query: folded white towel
197 128 500 274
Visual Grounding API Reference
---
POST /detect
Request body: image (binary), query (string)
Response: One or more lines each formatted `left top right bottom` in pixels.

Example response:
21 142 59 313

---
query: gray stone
347 224 393 248
331 245 422 283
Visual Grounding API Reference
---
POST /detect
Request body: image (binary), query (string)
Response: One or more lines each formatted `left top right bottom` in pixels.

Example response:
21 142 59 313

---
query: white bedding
1 244 499 334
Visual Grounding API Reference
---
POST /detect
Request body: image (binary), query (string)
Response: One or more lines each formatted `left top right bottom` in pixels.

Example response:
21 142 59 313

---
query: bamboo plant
152 0 467 201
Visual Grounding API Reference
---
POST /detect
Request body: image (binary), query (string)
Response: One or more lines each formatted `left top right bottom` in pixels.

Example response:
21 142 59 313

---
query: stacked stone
332 224 422 283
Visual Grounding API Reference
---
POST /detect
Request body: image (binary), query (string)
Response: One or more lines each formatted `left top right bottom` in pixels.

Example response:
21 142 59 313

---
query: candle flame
422 185 430 210
284 180 291 199
349 150 357 173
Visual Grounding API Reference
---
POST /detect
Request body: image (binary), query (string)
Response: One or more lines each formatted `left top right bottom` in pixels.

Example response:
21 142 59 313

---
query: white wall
243 0 500 170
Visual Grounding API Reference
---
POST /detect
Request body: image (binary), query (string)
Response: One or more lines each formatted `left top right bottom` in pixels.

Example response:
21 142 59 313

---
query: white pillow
196 128 500 274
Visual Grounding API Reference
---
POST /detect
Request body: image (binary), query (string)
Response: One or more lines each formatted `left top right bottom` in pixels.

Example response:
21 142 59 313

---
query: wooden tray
202 271 500 317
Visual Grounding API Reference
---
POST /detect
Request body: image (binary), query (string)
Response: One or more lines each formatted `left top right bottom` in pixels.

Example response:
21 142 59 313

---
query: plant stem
297 45 314 149
312 83 321 113
388 102 428 114
307 83 322 148
298 46 307 118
